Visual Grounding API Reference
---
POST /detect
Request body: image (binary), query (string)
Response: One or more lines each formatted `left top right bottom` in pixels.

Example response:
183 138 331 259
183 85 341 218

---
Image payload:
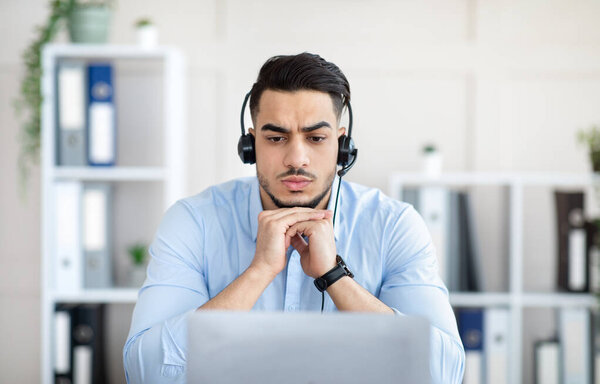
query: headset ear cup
238 134 256 164
337 135 355 167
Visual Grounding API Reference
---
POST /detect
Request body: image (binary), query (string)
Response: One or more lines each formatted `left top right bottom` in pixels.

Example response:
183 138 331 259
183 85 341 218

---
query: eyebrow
260 121 331 133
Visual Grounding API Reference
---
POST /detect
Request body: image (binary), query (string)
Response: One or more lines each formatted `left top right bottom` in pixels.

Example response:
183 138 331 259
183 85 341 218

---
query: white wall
2 0 600 382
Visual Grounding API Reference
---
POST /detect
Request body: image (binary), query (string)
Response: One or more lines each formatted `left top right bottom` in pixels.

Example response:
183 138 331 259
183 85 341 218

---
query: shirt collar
249 176 342 242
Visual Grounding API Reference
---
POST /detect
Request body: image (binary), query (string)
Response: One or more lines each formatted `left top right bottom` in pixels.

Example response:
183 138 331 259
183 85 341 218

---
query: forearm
198 265 275 311
326 276 394 313
124 308 192 383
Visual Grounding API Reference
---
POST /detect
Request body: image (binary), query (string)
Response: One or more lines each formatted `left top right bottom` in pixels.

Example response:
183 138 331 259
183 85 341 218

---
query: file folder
87 63 116 166
54 305 74 382
459 308 484 384
555 191 588 292
535 340 559 384
54 181 83 292
57 60 87 166
83 183 113 288
485 308 509 384
72 304 106 384
560 308 591 384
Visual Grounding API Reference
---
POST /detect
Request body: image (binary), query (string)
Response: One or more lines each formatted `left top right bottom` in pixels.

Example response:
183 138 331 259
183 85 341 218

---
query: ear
248 127 255 137
337 126 346 138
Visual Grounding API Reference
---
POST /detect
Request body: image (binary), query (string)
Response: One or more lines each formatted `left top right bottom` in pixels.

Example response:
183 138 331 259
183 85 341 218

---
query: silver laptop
188 311 430 384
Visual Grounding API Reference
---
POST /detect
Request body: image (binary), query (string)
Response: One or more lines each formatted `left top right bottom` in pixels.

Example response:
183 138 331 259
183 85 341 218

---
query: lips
281 177 312 191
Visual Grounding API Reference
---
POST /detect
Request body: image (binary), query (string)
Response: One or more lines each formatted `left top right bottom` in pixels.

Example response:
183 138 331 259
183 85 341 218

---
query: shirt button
286 305 296 311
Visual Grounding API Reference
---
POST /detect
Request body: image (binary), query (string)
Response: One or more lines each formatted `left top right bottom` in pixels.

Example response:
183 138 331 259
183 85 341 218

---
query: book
56 60 87 166
87 63 116 166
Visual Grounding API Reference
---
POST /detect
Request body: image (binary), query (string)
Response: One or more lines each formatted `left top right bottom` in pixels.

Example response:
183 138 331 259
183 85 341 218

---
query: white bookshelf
40 44 186 384
389 171 599 384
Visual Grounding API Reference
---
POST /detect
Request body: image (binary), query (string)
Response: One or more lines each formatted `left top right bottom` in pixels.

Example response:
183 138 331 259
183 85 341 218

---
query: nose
283 136 310 169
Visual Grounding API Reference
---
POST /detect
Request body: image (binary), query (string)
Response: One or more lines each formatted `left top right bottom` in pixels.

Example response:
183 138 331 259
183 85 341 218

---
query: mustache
277 168 316 180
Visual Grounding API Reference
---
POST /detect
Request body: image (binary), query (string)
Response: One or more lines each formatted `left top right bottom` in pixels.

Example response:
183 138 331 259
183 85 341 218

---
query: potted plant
128 243 148 287
577 125 600 172
68 0 113 43
13 0 113 194
135 17 158 48
422 143 442 178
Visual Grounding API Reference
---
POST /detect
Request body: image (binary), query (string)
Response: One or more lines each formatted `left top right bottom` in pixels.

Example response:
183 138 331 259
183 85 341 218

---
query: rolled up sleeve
123 201 210 383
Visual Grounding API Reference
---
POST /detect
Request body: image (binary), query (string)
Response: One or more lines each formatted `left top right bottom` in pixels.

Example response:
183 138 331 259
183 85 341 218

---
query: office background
2 0 600 382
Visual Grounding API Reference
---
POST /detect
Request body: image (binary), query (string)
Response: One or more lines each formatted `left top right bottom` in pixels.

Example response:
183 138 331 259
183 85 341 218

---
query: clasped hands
251 207 337 280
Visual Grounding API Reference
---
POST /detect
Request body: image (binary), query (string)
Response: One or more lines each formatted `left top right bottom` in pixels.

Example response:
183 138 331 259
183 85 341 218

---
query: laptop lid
188 311 430 384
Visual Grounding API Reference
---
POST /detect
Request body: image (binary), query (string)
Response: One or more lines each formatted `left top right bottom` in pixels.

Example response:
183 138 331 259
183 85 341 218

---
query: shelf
448 292 598 308
449 292 511 307
389 171 600 187
51 166 167 181
44 43 180 60
521 292 598 308
51 288 139 303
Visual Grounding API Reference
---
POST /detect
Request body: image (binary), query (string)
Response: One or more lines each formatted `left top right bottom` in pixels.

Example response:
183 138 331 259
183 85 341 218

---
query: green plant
128 243 148 266
13 0 75 195
422 144 437 153
13 0 114 196
135 18 153 28
577 125 600 172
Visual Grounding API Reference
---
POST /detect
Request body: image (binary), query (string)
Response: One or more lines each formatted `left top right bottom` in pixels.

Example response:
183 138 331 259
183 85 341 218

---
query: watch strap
314 255 353 292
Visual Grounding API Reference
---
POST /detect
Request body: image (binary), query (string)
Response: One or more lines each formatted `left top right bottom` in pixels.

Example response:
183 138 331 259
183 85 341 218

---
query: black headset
237 91 358 177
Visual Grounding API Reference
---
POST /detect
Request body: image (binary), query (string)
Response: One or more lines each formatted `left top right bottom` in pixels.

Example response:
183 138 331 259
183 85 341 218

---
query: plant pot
423 151 443 178
129 265 147 287
136 25 158 48
68 5 111 43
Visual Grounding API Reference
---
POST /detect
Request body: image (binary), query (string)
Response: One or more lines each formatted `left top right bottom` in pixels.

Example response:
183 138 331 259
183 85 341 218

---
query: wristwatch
314 255 354 292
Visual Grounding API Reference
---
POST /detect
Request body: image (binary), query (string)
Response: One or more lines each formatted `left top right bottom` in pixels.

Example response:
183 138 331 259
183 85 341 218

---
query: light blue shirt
123 176 465 383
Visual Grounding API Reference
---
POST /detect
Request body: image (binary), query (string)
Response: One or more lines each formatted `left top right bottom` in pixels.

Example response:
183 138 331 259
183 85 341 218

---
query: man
124 53 465 383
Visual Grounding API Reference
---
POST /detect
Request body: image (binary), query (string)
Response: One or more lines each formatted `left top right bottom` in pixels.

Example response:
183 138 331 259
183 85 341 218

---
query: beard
257 167 336 209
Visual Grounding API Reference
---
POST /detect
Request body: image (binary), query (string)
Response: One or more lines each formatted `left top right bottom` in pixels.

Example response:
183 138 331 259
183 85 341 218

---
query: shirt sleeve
123 201 210 383
378 204 465 384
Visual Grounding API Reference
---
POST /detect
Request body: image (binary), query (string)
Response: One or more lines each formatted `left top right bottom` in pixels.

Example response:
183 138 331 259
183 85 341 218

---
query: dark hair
249 52 350 122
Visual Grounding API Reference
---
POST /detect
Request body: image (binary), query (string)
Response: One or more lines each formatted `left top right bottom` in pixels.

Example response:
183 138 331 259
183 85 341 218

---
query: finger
277 210 329 229
269 207 328 221
285 220 317 240
290 233 309 255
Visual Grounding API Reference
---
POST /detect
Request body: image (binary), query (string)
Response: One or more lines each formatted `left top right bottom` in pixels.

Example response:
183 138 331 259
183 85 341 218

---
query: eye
267 136 286 143
308 136 326 143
